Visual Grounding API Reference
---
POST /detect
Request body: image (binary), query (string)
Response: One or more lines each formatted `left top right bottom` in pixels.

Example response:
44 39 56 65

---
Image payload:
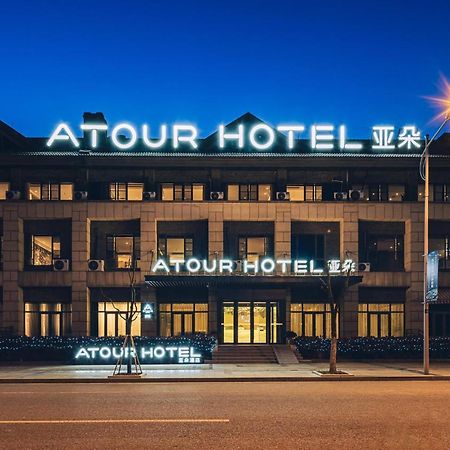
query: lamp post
420 114 449 375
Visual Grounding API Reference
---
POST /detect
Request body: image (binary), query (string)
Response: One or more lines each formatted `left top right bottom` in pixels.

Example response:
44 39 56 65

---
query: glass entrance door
221 301 281 344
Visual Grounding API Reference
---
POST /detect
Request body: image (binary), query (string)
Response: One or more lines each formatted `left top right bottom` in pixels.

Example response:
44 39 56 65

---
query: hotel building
0 112 449 344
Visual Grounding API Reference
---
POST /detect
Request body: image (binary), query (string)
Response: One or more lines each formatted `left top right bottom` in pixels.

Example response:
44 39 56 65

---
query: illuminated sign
46 122 422 151
150 258 356 275
75 345 203 364
142 303 154 320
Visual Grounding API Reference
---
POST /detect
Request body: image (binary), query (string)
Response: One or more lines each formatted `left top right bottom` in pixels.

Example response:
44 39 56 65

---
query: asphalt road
0 381 449 449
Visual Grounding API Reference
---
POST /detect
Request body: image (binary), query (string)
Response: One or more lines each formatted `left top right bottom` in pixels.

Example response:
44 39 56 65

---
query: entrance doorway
221 301 282 344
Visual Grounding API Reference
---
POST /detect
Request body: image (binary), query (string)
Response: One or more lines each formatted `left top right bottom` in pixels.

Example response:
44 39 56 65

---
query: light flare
424 75 450 123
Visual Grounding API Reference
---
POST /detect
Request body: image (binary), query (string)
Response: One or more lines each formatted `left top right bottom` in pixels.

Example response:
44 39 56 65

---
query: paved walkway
1 361 450 382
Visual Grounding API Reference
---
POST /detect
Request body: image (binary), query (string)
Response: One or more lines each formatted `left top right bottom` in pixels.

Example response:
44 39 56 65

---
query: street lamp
419 114 449 375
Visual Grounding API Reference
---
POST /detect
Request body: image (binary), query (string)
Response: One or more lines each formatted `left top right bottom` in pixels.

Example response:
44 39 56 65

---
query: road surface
0 381 449 449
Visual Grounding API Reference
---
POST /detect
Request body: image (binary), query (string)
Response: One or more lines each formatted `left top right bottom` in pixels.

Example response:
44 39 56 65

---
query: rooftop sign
46 122 422 152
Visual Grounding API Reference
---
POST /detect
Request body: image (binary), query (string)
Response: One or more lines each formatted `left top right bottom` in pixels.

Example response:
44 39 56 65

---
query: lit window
158 237 193 264
358 303 404 337
258 185 271 201
238 236 271 262
0 182 10 200
227 185 239 201
31 235 61 266
109 182 143 201
28 183 73 200
228 184 272 201
25 303 72 337
388 185 405 202
159 303 208 337
106 235 140 269
161 184 204 201
97 302 141 337
290 303 337 338
286 185 322 201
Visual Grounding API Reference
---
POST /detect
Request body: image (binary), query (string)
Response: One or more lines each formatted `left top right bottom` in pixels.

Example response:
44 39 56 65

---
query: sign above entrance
150 258 356 275
46 122 422 152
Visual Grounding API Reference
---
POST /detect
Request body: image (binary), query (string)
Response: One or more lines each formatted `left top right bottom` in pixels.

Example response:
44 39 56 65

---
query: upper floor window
109 182 143 201
287 185 322 202
161 183 204 201
28 183 73 201
31 235 61 266
238 236 272 262
106 235 140 269
227 184 272 201
365 235 404 271
158 236 193 264
430 236 450 270
433 184 450 202
0 182 10 200
292 234 326 266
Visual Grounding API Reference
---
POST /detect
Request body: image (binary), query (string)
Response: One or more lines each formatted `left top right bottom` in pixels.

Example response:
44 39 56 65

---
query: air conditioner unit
276 191 290 201
88 259 104 271
143 191 157 201
334 192 348 201
53 259 69 271
358 262 371 272
74 191 88 201
210 191 224 201
6 190 21 200
349 190 363 201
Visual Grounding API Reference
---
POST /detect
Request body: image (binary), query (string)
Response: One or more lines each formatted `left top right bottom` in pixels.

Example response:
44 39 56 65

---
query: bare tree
320 255 353 374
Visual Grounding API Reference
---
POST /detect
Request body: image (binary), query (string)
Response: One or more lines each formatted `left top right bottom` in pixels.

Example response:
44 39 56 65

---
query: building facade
0 112 450 343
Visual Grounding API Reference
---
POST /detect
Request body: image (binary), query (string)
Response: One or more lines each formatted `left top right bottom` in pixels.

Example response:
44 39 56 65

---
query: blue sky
1 0 450 138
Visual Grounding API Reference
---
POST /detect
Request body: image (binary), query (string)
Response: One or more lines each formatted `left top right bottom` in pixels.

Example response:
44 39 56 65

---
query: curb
1 375 450 383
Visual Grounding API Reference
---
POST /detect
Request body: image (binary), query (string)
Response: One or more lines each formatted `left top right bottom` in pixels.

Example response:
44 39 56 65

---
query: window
358 303 404 337
109 182 143 201
365 235 404 271
161 183 204 201
238 236 272 262
290 303 337 338
25 303 72 337
292 234 325 267
0 235 3 268
430 236 450 270
159 303 208 337
106 235 140 269
27 182 73 200
368 184 388 201
287 185 322 201
158 237 193 264
0 182 10 200
418 185 434 202
388 185 405 202
433 184 450 202
227 184 272 201
97 302 141 337
31 235 60 266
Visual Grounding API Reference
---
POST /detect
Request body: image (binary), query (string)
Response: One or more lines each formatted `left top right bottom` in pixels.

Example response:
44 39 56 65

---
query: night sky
1 0 450 138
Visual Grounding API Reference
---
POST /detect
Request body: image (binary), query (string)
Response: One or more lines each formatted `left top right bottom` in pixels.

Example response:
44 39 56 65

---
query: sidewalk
1 361 450 382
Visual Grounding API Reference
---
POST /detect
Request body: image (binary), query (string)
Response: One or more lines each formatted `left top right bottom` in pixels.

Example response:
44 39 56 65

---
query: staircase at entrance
211 345 278 364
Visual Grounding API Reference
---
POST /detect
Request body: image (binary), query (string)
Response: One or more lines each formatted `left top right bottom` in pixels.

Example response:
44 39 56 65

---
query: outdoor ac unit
210 191 224 201
349 190 363 201
334 192 348 201
88 259 104 271
53 259 69 271
74 191 88 201
143 191 157 201
276 191 290 201
358 262 371 272
6 190 21 200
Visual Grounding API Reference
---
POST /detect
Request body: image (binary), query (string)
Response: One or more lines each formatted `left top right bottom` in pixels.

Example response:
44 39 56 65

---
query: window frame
286 184 322 202
27 182 73 201
157 236 194 264
290 303 337 338
24 302 72 337
161 183 205 202
158 302 208 337
227 184 272 201
30 234 61 266
106 234 141 270
109 182 144 201
0 182 10 200
358 303 405 337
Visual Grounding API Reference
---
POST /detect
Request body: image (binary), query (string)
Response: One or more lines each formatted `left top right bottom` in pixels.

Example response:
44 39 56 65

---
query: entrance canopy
144 274 362 292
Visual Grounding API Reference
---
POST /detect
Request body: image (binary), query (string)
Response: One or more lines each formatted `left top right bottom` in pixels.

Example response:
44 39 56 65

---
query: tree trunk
329 304 338 374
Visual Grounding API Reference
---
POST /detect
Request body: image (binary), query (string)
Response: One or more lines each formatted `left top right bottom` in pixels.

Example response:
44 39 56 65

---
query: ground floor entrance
221 301 282 344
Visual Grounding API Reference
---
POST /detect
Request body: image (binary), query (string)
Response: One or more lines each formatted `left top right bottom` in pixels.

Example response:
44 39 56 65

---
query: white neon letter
277 125 305 149
152 259 170 273
249 124 275 150
311 125 334 150
80 123 108 148
244 259 259 273
173 124 198 149
339 125 362 150
186 258 201 273
294 260 308 273
219 259 233 273
260 258 276 273
142 124 168 149
111 123 137 149
218 124 244 148
276 259 291 273
47 123 80 148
